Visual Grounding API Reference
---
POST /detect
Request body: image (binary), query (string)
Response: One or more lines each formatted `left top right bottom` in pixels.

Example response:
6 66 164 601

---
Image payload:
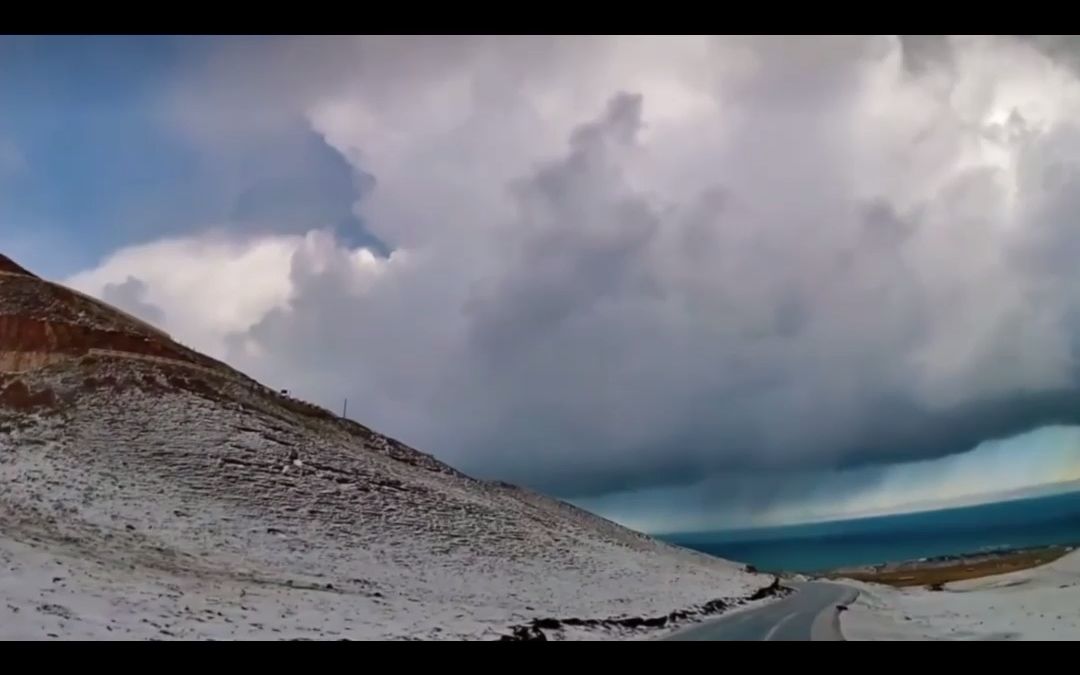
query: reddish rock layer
0 315 192 363
0 256 240 378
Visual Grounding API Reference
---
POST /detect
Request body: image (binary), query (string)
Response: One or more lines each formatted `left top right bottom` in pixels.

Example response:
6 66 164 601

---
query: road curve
663 581 857 641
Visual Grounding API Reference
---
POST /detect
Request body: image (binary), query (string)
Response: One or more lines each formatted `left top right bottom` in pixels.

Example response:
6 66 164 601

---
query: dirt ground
827 546 1074 588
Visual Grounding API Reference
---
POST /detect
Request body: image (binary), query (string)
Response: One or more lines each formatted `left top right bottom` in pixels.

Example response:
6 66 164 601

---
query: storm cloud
65 36 1080 521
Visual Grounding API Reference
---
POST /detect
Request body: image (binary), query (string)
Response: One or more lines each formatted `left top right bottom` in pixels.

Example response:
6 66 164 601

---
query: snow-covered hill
840 550 1080 640
0 254 768 640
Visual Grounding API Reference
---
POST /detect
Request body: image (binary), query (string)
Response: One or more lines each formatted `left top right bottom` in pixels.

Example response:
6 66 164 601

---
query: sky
7 35 1080 530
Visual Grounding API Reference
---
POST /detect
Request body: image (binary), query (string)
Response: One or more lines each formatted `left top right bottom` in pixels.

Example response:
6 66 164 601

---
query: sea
661 489 1080 573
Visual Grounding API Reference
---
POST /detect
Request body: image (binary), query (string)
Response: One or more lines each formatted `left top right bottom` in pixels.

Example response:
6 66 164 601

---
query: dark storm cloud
71 37 1080 515
465 92 660 360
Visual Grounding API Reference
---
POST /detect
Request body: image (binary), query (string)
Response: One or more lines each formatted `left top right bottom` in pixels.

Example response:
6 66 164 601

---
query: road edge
809 583 859 641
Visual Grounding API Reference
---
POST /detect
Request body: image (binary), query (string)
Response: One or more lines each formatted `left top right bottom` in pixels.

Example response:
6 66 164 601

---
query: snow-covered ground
1 354 768 640
840 550 1080 640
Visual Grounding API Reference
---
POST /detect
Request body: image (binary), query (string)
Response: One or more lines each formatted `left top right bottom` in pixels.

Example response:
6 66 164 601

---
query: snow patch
839 550 1080 640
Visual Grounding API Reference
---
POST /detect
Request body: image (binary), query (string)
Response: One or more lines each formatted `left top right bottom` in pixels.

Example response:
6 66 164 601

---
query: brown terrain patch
0 316 206 367
0 273 241 374
829 545 1072 587
0 379 57 410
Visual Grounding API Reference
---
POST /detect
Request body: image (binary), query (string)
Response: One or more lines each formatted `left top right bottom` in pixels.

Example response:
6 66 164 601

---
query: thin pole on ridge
343 398 348 419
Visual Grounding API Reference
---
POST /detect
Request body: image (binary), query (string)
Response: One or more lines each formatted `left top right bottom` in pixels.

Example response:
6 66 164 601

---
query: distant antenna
343 397 348 419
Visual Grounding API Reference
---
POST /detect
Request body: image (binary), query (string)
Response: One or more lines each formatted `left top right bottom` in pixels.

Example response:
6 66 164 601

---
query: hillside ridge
0 254 767 640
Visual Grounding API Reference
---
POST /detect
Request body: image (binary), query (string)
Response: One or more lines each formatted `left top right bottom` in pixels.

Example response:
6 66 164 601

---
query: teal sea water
662 490 1080 573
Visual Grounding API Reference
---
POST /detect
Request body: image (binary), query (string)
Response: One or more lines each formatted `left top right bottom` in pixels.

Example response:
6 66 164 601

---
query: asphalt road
663 581 858 641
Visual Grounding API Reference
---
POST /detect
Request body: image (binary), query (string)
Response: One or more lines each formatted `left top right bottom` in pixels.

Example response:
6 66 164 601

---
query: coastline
824 544 1076 587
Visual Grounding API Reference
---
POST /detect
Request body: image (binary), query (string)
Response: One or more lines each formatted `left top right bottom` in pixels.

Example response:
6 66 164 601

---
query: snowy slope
839 550 1080 640
0 258 767 640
